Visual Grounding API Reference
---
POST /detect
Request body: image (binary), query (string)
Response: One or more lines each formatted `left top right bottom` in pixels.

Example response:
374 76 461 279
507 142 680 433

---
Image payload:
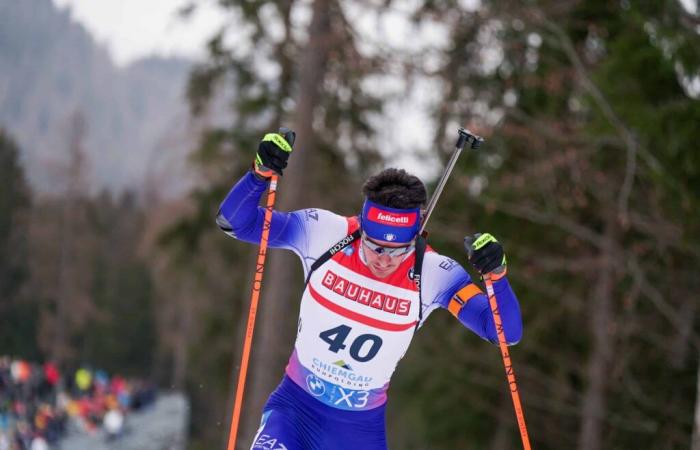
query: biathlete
217 131 523 450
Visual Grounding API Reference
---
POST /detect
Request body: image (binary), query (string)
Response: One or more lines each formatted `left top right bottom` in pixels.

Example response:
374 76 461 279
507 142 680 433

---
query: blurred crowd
0 357 157 450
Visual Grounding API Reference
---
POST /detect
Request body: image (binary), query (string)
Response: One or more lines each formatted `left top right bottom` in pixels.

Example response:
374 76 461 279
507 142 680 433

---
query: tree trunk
52 111 88 367
237 0 334 447
172 278 194 390
692 355 700 450
670 292 696 369
577 218 616 450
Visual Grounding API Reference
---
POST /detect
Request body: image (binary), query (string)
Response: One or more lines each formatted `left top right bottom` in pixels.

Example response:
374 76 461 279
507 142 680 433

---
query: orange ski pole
226 128 294 450
226 174 277 450
484 274 532 450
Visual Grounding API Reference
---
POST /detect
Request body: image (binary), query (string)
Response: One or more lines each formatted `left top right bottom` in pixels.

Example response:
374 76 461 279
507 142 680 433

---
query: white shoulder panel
288 209 355 277
418 251 471 326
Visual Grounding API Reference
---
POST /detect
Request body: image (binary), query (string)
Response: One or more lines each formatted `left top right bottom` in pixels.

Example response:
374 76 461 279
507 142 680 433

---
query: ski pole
484 274 532 450
226 128 294 450
420 127 482 235
447 132 530 449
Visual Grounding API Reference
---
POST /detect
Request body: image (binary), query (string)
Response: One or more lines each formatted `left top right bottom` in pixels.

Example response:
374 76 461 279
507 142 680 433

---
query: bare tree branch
693 355 700 450
462 189 604 248
506 108 623 148
627 256 700 351
531 10 639 227
628 211 700 260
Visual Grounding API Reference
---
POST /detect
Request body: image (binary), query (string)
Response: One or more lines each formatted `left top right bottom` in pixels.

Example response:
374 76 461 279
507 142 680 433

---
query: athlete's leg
326 427 388 450
251 377 326 450
320 405 388 450
250 409 304 450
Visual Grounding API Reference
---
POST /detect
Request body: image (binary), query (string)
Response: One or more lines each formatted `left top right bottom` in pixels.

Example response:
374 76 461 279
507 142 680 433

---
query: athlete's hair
362 168 427 209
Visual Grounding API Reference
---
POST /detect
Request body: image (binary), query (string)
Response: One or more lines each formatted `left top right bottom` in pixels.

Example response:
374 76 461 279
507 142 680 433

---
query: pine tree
0 128 36 357
397 1 700 448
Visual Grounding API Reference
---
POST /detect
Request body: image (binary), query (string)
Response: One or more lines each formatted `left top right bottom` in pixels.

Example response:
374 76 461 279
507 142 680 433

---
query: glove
253 128 296 179
464 233 506 275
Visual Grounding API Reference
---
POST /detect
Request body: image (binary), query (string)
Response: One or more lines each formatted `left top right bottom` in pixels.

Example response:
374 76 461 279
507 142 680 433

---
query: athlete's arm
216 170 302 249
447 270 522 345
217 171 351 275
422 253 522 345
458 233 522 344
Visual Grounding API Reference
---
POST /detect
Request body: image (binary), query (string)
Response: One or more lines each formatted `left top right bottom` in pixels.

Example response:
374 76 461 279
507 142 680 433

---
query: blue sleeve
216 171 303 249
456 276 522 345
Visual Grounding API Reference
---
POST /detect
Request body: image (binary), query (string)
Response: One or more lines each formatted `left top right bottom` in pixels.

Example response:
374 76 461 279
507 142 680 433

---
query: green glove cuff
472 233 497 250
262 133 293 153
468 233 507 266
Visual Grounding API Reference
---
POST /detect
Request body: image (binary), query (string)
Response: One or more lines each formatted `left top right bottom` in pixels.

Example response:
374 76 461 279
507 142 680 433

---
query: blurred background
1 0 699 449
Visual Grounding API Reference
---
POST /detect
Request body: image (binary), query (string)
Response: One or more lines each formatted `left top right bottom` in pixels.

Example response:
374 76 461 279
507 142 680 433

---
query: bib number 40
319 325 383 363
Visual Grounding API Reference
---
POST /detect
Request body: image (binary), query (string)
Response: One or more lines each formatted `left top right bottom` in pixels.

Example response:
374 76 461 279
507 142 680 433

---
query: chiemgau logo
383 233 397 241
306 374 326 397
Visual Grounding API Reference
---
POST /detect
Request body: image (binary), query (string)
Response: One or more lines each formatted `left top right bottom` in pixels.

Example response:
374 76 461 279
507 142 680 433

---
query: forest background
1 0 699 449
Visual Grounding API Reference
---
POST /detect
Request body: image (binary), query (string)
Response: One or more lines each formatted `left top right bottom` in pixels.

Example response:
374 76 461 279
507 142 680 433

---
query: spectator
0 356 154 448
103 408 124 441
0 358 11 394
42 364 59 388
10 361 30 385
94 370 109 392
14 420 32 450
29 435 48 450
39 362 60 402
74 368 92 396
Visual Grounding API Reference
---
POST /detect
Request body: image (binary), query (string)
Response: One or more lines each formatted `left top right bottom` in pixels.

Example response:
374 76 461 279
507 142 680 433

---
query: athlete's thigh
321 419 388 450
250 409 306 450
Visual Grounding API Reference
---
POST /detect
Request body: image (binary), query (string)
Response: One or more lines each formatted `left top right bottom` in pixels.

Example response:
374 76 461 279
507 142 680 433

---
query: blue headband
360 199 421 243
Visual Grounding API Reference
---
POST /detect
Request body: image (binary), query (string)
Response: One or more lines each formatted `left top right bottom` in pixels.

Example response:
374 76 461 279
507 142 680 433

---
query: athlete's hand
253 127 296 179
464 233 506 275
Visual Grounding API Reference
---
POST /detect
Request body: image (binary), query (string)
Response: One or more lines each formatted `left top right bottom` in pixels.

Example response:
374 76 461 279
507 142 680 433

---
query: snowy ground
59 392 189 450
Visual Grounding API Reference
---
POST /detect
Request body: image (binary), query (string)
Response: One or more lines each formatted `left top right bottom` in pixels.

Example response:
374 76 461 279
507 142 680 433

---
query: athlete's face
361 234 415 279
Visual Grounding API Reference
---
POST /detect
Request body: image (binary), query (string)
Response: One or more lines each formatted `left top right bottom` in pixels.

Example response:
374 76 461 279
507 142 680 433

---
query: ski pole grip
456 128 469 149
457 127 484 150
470 136 483 149
278 127 296 148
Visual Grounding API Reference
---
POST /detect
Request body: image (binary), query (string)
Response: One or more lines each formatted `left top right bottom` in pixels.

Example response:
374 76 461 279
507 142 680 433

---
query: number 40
319 325 383 363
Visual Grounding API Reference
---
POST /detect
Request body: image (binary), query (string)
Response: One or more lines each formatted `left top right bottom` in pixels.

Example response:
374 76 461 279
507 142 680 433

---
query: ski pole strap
412 235 426 328
306 229 426 288
307 229 362 284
